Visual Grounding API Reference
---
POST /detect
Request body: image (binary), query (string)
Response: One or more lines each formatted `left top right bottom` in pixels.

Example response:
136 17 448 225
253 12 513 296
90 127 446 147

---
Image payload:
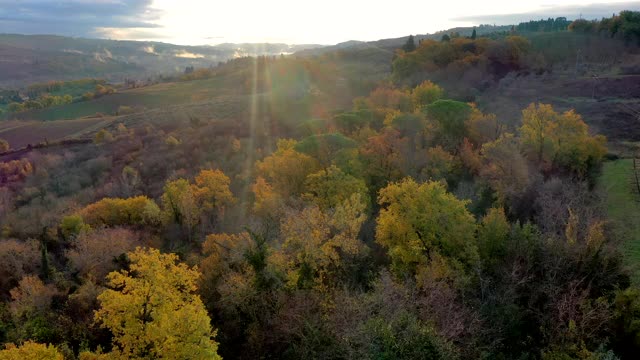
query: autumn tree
251 176 284 226
420 146 457 183
79 196 161 228
279 193 368 289
0 239 41 296
161 179 200 236
93 247 221 359
465 104 503 146
365 85 413 113
8 275 61 343
9 275 59 321
479 133 531 205
553 109 607 176
376 178 477 274
66 228 139 282
0 341 63 360
198 232 256 306
304 165 369 210
119 166 141 197
519 103 559 167
193 169 235 212
412 81 444 109
94 129 114 144
520 103 606 175
359 128 406 191
0 139 10 153
255 139 320 198
192 169 236 229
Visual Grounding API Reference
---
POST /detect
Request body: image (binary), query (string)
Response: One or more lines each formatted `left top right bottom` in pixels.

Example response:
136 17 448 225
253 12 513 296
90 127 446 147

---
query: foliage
412 80 444 109
425 100 471 147
255 139 320 197
519 103 606 175
79 196 161 228
280 193 368 289
66 228 138 282
0 341 63 360
303 165 369 210
94 247 221 359
376 178 477 274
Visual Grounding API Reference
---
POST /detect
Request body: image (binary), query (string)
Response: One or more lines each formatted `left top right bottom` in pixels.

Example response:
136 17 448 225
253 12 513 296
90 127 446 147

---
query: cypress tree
403 35 416 52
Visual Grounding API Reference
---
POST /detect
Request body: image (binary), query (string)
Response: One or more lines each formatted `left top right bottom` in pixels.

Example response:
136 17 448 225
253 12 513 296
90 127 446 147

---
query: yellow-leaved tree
279 193 368 289
376 178 477 275
303 165 369 210
193 169 235 213
0 341 63 360
255 139 320 198
519 103 606 175
90 247 221 360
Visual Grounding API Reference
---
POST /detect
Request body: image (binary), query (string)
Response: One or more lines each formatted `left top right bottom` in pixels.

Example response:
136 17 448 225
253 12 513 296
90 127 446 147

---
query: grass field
598 158 640 281
10 72 247 122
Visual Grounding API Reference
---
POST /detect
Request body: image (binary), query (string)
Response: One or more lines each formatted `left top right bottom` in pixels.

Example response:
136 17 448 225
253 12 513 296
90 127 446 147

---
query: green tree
94 247 221 359
477 207 510 270
425 100 471 147
403 35 417 52
294 133 358 168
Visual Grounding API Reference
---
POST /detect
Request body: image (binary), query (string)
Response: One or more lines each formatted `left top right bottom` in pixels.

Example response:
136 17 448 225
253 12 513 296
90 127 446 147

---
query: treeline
569 11 640 44
3 79 116 114
516 17 571 32
392 35 534 92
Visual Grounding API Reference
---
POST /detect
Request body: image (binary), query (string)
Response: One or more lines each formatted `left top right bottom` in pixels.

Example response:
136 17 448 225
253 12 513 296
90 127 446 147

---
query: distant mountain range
0 25 510 87
0 34 323 87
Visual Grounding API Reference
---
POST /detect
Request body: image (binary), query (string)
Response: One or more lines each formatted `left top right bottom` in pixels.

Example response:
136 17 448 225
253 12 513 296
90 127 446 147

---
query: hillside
0 34 324 86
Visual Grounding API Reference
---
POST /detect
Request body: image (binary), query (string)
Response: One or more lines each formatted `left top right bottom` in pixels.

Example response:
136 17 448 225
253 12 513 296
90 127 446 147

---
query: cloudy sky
0 0 638 45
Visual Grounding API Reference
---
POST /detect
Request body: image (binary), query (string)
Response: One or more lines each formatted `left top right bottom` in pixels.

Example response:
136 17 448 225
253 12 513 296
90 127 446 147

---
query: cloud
452 1 640 24
0 0 162 37
94 27 166 40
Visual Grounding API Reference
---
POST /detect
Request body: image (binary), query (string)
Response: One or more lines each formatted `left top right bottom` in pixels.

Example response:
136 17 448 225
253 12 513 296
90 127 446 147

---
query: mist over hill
0 34 323 86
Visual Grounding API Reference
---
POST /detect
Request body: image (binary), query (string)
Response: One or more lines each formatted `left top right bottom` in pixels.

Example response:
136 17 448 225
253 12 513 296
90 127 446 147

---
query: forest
0 11 640 360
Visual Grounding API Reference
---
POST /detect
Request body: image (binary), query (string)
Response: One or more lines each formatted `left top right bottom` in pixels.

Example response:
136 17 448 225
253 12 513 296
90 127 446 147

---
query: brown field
478 74 640 146
0 117 112 149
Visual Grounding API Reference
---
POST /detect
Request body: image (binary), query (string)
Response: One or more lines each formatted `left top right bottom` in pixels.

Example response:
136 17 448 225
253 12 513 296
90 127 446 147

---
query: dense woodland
1 13 640 360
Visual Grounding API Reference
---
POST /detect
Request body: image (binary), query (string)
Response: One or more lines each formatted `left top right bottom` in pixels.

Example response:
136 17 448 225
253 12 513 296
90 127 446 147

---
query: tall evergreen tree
471 27 477 40
403 35 416 52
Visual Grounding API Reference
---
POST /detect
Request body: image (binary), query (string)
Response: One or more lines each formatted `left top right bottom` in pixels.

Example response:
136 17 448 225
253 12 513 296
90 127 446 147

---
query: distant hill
0 34 324 87
294 25 512 57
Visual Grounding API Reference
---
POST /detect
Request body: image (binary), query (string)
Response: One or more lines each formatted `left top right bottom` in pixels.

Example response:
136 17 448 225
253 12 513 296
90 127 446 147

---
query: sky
0 0 639 45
